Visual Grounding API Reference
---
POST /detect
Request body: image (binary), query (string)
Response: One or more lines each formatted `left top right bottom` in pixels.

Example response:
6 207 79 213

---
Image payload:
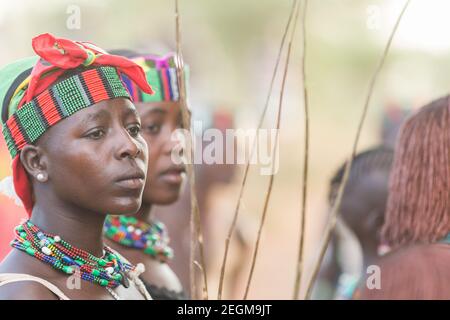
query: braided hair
382 95 450 249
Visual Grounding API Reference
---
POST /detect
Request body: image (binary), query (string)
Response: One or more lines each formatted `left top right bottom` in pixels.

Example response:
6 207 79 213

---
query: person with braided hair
360 95 450 299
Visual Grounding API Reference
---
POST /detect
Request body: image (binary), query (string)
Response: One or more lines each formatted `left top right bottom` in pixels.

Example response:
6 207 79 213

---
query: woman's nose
115 129 142 160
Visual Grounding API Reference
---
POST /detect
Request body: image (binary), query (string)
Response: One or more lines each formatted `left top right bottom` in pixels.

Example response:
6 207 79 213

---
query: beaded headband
2 66 130 158
122 53 189 103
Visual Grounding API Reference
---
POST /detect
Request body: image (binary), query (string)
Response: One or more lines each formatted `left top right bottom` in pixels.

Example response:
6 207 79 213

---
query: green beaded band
2 66 131 158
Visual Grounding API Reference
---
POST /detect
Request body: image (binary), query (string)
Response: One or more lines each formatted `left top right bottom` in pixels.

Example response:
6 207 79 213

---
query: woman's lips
115 168 146 190
159 170 185 185
115 177 145 190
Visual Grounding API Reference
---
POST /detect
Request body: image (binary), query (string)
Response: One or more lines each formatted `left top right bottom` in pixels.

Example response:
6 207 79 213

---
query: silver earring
36 173 45 182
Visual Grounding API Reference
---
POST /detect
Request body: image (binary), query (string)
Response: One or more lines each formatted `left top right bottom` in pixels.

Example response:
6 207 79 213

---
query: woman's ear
20 145 48 183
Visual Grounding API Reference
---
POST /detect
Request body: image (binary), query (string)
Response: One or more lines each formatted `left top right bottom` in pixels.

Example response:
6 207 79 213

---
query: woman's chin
108 198 142 215
145 191 181 206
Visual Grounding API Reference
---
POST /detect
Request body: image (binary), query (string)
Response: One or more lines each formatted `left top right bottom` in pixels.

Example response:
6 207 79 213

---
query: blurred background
1 0 450 299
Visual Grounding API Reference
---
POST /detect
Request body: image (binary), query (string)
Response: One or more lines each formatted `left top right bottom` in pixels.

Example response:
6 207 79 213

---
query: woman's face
136 101 186 205
36 98 148 215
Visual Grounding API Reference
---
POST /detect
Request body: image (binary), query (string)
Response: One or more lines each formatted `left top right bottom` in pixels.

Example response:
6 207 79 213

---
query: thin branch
193 260 205 275
217 0 299 300
303 0 411 299
293 0 309 300
174 0 209 300
243 0 301 300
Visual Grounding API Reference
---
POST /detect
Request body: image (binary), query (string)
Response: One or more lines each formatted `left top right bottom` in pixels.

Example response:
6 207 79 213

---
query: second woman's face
38 98 149 215
136 101 186 205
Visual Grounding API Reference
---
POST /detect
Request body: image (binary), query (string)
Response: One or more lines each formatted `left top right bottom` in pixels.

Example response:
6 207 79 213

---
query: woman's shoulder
141 259 187 299
377 242 450 271
358 243 450 299
0 250 62 300
106 240 184 292
143 258 184 292
0 276 60 300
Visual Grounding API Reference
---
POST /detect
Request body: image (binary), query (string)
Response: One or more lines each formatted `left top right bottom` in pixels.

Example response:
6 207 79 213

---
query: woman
359 95 450 299
0 33 154 300
104 52 187 299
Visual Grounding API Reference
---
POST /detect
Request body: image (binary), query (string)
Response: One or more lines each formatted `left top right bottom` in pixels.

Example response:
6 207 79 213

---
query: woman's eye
86 129 105 140
145 124 162 135
127 124 141 137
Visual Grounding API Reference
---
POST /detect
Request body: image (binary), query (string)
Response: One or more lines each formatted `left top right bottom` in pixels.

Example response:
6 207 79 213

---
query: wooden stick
174 0 209 300
216 0 300 300
293 0 309 300
243 0 301 300
217 0 300 300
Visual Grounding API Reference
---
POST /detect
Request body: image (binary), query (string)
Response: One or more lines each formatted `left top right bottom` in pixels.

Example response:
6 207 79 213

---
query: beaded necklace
104 216 173 263
11 220 135 289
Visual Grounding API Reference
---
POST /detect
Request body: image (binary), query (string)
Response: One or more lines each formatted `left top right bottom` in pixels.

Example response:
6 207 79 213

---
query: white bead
41 247 52 255
135 263 145 276
105 267 114 275
54 236 61 242
135 229 142 236
127 226 135 233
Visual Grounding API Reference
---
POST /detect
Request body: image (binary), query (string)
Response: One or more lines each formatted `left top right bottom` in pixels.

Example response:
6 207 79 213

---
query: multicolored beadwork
2 66 131 158
121 53 189 103
104 216 174 263
11 220 135 288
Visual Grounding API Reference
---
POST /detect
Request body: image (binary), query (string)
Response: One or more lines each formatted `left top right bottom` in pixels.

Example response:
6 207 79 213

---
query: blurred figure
0 139 26 262
313 147 394 299
0 140 27 261
360 95 450 299
154 107 252 299
313 103 409 300
330 147 394 299
0 193 27 261
380 102 411 148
